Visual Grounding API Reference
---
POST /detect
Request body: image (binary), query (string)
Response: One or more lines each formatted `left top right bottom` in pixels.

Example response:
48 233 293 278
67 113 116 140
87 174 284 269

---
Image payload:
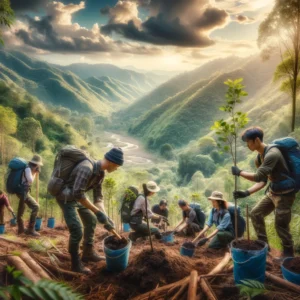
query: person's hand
231 166 242 176
197 237 209 247
233 190 250 199
95 211 108 224
161 217 169 225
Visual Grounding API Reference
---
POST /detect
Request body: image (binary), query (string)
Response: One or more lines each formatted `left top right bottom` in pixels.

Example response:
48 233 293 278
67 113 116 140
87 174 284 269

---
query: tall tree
258 0 300 131
18 117 43 152
0 105 17 164
0 0 14 45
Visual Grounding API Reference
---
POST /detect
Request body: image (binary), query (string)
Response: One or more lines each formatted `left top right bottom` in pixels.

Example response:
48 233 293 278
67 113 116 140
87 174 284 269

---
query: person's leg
57 200 90 274
250 194 275 245
0 205 4 224
24 194 40 236
273 193 295 257
208 231 234 249
16 194 26 234
130 223 161 240
78 205 103 262
186 223 200 237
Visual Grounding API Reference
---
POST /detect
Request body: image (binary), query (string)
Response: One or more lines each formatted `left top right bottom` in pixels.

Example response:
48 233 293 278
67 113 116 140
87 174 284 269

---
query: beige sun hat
146 181 160 193
29 154 43 166
207 191 227 202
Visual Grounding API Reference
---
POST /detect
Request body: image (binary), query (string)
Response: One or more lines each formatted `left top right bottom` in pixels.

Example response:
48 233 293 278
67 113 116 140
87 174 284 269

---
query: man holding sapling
231 127 295 259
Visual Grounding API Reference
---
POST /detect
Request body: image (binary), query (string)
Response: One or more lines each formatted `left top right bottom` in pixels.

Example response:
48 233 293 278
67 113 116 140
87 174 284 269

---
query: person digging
129 181 163 242
0 190 16 224
16 155 43 237
55 147 124 274
195 191 234 249
174 200 201 237
231 127 295 260
151 199 169 231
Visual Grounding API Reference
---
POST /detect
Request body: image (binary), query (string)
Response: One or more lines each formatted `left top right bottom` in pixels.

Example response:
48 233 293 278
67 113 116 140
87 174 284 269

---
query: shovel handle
111 229 122 240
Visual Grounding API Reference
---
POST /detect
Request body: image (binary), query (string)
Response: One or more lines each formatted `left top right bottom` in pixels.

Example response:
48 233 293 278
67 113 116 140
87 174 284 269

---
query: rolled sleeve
206 210 213 227
216 213 231 231
73 166 92 201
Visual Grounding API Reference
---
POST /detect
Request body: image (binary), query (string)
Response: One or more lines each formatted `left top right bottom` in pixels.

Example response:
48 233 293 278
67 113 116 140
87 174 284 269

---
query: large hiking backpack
120 186 139 223
220 204 245 238
6 158 28 194
190 203 206 229
257 137 300 192
47 145 94 196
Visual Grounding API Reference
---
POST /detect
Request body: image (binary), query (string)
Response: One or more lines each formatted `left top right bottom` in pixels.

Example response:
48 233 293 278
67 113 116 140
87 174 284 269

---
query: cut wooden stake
20 252 51 279
200 278 218 300
206 252 231 276
187 270 198 300
265 271 300 294
7 255 40 283
171 282 188 300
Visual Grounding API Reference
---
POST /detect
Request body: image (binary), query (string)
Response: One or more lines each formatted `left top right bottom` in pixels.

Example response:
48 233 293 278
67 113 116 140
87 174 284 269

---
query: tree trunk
187 270 198 300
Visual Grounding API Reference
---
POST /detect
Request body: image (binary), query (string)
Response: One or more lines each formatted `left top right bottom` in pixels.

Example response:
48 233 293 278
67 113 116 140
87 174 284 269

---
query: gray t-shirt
131 195 153 218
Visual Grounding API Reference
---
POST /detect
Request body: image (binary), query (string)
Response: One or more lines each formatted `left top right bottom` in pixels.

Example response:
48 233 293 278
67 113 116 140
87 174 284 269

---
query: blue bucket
35 217 42 231
162 232 174 243
123 223 131 232
281 257 300 285
0 224 5 234
47 217 55 229
10 218 17 226
103 236 131 272
230 240 268 284
180 242 195 257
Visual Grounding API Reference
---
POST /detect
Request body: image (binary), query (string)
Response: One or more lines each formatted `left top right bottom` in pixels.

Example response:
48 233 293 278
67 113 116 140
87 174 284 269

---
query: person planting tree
231 127 296 259
49 146 124 274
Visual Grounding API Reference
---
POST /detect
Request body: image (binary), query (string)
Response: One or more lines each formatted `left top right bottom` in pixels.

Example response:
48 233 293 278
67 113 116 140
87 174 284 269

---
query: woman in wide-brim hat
193 191 235 249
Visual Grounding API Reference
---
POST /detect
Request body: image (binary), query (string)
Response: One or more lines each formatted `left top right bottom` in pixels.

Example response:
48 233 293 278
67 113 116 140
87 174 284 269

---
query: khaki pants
250 192 295 250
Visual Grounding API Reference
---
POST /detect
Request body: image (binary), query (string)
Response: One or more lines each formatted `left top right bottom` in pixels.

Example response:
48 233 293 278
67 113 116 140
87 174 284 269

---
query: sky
3 0 275 71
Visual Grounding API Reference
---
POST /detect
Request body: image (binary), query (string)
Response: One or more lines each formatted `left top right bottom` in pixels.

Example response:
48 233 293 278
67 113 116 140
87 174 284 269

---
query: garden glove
233 190 250 199
197 238 209 247
231 166 242 176
95 211 108 224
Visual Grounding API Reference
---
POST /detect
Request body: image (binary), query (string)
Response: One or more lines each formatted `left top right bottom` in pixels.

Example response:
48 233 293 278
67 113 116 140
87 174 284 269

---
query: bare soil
283 257 300 274
104 236 128 250
232 239 265 251
182 241 195 249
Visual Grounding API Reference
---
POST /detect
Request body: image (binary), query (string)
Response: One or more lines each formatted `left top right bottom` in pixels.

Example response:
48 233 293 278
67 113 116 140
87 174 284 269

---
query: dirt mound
118 248 193 292
104 236 128 250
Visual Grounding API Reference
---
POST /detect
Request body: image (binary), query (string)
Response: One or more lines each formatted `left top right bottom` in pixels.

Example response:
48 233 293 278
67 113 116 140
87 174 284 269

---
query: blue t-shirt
206 208 234 234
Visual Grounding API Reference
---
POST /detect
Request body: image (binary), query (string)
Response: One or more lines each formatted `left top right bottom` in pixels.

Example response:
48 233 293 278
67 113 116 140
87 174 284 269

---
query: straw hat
146 181 160 193
207 191 227 202
29 154 43 166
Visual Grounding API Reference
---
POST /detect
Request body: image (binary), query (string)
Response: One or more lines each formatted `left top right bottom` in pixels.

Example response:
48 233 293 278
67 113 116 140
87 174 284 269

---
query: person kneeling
196 191 234 249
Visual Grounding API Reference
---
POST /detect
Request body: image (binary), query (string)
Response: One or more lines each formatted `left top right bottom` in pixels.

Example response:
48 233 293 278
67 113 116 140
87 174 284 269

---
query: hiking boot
70 252 91 275
25 224 40 237
82 245 104 263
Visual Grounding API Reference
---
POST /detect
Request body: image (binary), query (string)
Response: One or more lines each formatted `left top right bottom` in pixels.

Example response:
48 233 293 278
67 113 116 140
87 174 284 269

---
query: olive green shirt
254 147 290 183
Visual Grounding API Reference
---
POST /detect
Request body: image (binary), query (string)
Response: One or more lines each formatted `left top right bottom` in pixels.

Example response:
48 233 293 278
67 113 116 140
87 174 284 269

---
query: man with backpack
9 155 43 237
0 190 15 224
231 127 296 258
196 191 235 248
52 147 124 274
128 181 163 242
174 200 203 236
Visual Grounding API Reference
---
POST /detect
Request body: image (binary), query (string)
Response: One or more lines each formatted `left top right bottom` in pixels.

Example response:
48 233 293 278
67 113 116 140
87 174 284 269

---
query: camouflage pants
250 192 295 250
16 193 39 227
208 230 234 249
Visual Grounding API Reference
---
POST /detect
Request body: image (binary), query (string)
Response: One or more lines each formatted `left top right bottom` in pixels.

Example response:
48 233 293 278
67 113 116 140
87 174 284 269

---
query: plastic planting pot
230 240 268 284
123 223 131 232
47 217 55 229
0 224 5 234
281 257 300 285
161 232 174 243
180 242 195 257
103 236 132 272
35 217 42 231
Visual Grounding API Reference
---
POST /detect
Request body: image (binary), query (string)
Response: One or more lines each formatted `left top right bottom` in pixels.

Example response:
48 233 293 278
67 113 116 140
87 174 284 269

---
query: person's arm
7 205 14 213
186 210 196 225
234 181 267 199
174 219 185 232
93 176 107 214
193 224 210 241
25 167 34 185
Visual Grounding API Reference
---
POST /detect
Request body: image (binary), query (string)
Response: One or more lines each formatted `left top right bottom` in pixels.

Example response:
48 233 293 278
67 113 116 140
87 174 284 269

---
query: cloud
10 0 48 12
101 0 229 47
5 1 161 56
234 15 255 24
